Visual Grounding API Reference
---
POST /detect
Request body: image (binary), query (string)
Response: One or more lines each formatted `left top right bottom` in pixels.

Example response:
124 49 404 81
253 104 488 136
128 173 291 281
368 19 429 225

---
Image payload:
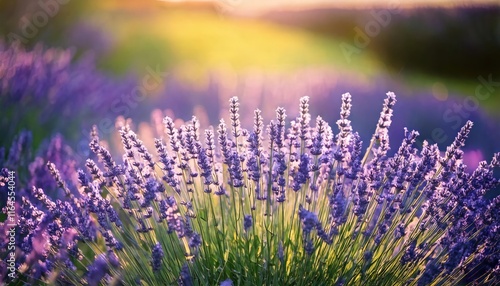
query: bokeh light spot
432 82 449 101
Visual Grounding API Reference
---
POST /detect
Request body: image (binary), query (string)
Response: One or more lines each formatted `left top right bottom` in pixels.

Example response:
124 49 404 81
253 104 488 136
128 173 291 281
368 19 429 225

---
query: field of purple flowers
1 42 500 285
1 2 500 285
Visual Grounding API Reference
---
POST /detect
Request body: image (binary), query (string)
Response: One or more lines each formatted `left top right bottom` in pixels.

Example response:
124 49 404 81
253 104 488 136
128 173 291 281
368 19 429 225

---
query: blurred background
1 0 499 188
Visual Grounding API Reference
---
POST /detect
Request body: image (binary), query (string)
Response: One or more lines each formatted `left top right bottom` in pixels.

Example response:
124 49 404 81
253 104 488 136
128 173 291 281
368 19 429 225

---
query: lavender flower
298 96 311 144
228 151 244 188
0 43 136 150
244 215 253 232
46 162 71 197
87 254 109 286
253 109 264 154
220 279 233 286
246 138 261 182
292 154 311 191
160 197 185 237
6 94 500 286
274 107 287 150
310 116 326 156
229 97 241 140
151 243 164 272
217 119 232 164
198 147 213 185
370 92 397 163
5 131 32 168
178 263 193 286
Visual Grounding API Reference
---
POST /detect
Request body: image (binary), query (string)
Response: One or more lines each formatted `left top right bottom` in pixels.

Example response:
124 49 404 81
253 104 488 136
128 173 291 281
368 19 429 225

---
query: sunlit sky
159 0 500 13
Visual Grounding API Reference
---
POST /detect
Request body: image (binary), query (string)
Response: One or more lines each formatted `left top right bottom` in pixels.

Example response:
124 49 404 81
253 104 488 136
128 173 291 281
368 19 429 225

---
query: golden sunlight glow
158 0 500 13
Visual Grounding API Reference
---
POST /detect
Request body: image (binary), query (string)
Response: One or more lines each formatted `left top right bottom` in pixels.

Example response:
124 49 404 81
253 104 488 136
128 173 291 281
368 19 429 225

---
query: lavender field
1 1 500 285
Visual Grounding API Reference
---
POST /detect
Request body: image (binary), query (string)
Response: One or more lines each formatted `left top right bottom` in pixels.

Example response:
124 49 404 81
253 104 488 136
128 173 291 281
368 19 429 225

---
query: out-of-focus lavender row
0 42 136 149
153 69 499 173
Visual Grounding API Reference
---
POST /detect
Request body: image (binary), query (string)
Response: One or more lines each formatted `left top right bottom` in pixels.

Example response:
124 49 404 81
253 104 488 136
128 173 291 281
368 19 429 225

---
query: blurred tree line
262 6 500 80
0 1 89 47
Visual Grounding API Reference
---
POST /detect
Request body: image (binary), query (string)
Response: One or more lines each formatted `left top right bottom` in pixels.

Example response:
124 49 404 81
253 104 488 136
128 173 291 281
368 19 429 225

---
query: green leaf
199 207 208 221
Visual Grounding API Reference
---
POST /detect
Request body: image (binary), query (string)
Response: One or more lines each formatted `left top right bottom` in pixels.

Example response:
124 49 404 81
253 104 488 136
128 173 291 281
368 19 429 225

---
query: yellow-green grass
88 6 377 76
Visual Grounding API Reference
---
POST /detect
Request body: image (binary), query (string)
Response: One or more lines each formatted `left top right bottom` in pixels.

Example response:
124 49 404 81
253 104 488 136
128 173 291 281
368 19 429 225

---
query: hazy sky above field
159 0 499 12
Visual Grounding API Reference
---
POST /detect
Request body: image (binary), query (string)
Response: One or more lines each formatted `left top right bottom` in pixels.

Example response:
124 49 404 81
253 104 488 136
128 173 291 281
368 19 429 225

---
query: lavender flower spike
151 243 164 272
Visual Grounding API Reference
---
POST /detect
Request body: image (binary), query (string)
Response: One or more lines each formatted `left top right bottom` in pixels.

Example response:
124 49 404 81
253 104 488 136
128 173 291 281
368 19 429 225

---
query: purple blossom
298 205 331 246
287 120 301 151
86 254 109 286
410 141 439 186
220 279 233 286
151 243 164 272
89 128 120 175
417 260 441 286
329 188 347 226
5 131 32 168
310 116 326 156
298 96 311 144
394 223 406 239
163 116 180 152
377 92 397 130
160 197 185 237
188 231 202 250
298 205 318 235
229 97 241 140
143 178 163 207
198 147 212 185
155 138 178 188
401 240 418 264
178 263 193 286
292 154 311 191
444 120 473 161
345 132 363 179
370 92 397 163
128 131 155 169
336 93 353 162
274 107 287 150
85 159 105 187
253 109 264 154
353 177 370 217
244 214 253 232
278 240 284 262
182 119 201 159
304 239 314 255
46 162 71 197
246 137 261 182
228 151 244 188
218 119 232 165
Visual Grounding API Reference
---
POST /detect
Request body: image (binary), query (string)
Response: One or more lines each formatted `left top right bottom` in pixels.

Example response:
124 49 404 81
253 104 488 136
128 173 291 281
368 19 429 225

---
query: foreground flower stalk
3 93 499 285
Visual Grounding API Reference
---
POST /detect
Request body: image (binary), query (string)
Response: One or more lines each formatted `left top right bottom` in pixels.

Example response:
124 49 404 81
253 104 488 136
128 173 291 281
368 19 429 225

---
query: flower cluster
2 93 499 285
0 43 137 149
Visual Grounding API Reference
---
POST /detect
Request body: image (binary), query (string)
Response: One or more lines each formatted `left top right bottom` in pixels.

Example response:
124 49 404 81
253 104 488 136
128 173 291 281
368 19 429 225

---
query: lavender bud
244 214 253 232
151 243 164 272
